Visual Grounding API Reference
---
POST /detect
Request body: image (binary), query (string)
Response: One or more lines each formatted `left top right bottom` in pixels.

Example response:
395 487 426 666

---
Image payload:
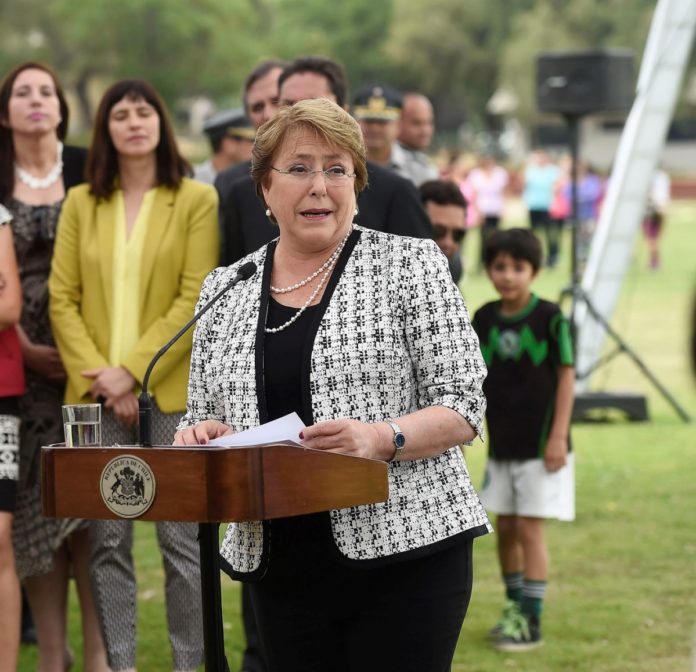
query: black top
264 297 320 426
218 161 433 266
264 296 329 545
472 295 574 460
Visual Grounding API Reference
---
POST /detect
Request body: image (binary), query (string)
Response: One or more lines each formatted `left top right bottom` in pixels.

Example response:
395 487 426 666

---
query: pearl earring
354 208 359 217
265 209 272 217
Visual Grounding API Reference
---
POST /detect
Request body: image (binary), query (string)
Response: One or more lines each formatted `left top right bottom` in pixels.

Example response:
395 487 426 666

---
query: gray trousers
91 404 203 671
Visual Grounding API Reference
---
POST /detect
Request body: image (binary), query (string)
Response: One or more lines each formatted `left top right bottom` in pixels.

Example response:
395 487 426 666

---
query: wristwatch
385 419 406 462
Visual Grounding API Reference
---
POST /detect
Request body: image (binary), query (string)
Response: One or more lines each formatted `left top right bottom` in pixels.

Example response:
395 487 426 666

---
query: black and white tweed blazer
179 226 491 577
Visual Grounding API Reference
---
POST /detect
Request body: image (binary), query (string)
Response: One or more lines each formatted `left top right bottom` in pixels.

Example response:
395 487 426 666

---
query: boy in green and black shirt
472 228 575 652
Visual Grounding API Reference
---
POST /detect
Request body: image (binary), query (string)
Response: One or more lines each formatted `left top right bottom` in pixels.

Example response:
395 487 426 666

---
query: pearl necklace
15 142 64 190
270 230 350 295
265 227 352 334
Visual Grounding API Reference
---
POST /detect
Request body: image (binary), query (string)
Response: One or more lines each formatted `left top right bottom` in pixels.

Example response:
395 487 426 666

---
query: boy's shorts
480 454 575 521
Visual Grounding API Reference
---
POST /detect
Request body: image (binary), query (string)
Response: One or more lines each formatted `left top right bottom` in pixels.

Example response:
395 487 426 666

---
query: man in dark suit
219 55 432 266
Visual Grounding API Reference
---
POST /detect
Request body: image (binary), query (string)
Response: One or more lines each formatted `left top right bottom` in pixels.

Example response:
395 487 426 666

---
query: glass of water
62 404 101 447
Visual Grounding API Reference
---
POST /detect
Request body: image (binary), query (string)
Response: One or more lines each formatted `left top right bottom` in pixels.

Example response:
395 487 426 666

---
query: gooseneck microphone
138 261 257 446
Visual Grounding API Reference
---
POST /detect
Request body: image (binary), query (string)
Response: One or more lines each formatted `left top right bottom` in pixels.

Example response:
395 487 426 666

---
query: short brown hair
278 56 348 107
0 62 70 201
251 98 368 211
86 79 190 199
420 180 467 210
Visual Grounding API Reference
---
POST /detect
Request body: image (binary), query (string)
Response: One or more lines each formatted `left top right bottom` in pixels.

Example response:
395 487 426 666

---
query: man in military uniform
194 108 255 185
353 84 435 187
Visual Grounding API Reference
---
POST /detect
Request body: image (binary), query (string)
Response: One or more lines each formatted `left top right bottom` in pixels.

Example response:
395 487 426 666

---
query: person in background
642 167 671 270
194 108 255 185
353 83 436 188
176 97 490 672
547 155 571 268
352 84 401 166
49 79 219 672
447 153 481 230
0 61 108 672
468 154 509 267
396 92 439 185
419 179 467 284
472 228 575 652
523 150 559 267
565 162 604 272
446 153 480 277
0 203 23 672
214 59 287 206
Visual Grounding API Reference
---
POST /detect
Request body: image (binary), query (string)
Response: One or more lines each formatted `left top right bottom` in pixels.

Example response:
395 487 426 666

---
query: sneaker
494 613 543 652
488 599 520 640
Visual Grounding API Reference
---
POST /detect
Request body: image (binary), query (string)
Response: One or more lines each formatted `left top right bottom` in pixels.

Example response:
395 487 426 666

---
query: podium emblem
100 455 156 518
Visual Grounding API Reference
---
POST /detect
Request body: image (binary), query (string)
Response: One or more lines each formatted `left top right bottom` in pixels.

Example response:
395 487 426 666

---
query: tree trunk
74 69 94 133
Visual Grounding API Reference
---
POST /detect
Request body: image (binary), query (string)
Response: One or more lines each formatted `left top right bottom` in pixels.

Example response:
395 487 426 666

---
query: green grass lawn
19 202 696 671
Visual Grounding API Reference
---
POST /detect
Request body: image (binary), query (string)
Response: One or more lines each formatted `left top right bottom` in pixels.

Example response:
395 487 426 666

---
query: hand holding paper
206 413 306 447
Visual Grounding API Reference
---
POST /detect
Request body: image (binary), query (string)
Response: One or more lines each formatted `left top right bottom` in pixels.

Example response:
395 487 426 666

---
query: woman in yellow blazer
49 79 219 672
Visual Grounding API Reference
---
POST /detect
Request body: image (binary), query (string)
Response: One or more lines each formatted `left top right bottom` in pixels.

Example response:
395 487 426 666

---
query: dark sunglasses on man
431 224 466 244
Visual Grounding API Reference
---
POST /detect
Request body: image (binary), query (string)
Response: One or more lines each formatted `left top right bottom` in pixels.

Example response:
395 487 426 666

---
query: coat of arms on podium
100 455 156 518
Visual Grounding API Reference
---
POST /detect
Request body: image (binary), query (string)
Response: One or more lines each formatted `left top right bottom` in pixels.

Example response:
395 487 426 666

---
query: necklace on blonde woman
15 141 64 190
265 227 353 334
270 226 353 294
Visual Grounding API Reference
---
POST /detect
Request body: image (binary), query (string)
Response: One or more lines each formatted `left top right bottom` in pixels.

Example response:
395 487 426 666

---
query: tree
384 0 534 128
0 0 267 126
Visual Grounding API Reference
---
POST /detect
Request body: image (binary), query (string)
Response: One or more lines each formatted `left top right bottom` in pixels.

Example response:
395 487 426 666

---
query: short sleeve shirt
472 295 573 460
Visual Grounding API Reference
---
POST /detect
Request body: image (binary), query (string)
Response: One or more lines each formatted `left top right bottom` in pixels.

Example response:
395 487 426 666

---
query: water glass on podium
62 403 101 447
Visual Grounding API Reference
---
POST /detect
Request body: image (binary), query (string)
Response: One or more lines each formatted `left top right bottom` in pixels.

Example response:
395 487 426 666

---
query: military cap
352 84 403 121
203 108 255 141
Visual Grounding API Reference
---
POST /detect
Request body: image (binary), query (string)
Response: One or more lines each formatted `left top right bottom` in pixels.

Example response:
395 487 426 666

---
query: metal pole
199 522 230 672
577 287 692 422
567 114 581 288
563 113 582 357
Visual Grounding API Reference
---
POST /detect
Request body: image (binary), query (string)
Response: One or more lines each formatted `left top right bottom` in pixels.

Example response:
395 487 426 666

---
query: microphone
138 261 257 446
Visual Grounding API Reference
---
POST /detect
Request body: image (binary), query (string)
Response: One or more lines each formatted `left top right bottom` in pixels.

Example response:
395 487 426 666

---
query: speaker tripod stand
560 113 691 423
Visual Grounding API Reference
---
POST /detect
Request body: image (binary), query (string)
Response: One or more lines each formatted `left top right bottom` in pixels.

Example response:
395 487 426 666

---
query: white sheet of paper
207 412 306 447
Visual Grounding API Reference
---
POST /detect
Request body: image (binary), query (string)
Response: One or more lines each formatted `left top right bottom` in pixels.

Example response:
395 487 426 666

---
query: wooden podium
42 442 389 671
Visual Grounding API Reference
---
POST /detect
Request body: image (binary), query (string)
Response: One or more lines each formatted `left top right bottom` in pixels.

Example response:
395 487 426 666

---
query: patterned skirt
11 377 84 580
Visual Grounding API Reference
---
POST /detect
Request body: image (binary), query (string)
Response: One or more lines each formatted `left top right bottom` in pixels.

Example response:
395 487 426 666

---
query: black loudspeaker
536 49 635 115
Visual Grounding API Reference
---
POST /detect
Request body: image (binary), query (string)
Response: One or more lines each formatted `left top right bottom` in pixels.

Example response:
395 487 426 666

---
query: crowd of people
5 50 677 670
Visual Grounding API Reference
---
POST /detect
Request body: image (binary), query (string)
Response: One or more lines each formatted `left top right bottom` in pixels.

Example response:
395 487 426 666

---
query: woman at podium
176 98 491 672
49 79 219 672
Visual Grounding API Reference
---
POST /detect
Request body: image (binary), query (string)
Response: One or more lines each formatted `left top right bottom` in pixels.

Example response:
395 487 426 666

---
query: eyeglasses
271 165 356 183
432 224 466 244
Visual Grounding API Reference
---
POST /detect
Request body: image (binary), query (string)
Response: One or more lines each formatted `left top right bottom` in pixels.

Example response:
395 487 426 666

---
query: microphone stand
137 261 255 672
